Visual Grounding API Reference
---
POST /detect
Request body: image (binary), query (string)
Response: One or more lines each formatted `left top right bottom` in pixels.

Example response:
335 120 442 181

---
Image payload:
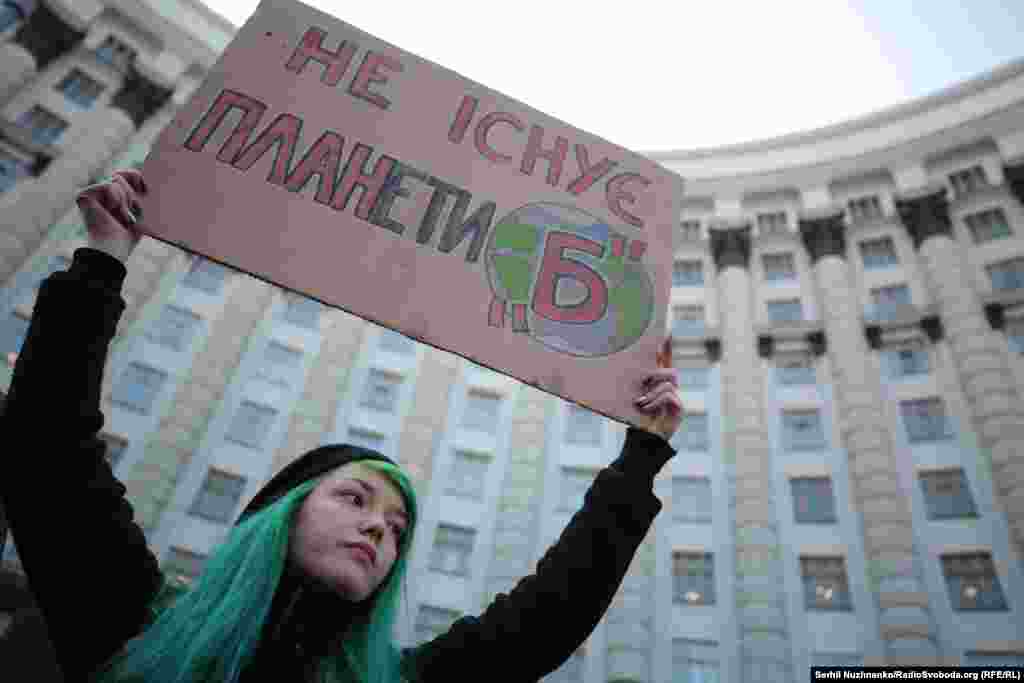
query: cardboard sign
139 0 683 426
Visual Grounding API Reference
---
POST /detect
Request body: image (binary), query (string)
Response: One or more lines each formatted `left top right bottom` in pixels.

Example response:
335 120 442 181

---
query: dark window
966 209 1011 244
673 260 704 286
565 404 602 446
791 478 837 523
941 553 1008 611
949 166 989 198
673 552 715 605
189 469 247 524
111 363 167 414
95 35 137 71
672 305 705 336
57 68 104 108
763 253 796 282
673 477 712 523
920 469 977 519
429 525 475 576
987 257 1024 292
0 149 30 195
776 356 816 385
801 556 853 610
859 237 898 269
884 346 930 378
360 369 400 412
225 401 277 449
145 305 200 351
16 106 67 145
900 398 954 443
782 410 826 451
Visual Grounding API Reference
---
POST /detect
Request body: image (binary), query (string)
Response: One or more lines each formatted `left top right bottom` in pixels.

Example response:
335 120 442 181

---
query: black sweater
0 247 676 681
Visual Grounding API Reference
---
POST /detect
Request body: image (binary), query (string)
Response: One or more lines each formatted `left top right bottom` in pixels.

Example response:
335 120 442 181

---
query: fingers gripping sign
76 169 148 262
634 337 684 442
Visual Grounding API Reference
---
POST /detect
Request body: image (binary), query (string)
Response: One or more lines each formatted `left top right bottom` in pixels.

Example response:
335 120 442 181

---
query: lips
346 543 376 565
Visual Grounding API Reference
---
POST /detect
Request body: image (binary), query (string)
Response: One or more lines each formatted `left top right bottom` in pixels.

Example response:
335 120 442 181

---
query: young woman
0 169 684 682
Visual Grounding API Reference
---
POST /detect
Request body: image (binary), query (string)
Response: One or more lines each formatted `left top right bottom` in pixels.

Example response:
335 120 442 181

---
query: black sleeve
401 427 675 683
0 248 164 679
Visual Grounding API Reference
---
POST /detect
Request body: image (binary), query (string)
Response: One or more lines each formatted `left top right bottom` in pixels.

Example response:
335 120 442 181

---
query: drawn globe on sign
484 202 655 358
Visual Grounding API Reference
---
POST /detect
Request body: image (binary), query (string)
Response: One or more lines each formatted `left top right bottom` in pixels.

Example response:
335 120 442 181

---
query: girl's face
290 462 409 602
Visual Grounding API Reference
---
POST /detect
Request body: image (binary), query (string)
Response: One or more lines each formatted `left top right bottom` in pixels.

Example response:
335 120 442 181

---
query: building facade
1 1 1023 680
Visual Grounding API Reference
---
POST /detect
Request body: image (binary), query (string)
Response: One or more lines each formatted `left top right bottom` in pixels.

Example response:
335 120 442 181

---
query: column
800 210 940 665
395 348 459 493
711 223 793 683
894 187 1024 564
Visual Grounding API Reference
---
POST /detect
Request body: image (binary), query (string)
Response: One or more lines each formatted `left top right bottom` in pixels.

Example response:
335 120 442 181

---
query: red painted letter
285 27 358 87
474 112 524 164
567 144 618 195
448 95 478 144
520 125 568 187
348 51 404 110
231 113 303 186
331 143 396 220
184 89 267 164
606 173 651 228
532 232 608 324
284 131 345 205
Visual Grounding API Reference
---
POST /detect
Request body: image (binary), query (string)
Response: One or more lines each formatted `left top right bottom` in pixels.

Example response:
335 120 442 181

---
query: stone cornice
1004 160 1024 205
799 212 847 265
894 187 954 250
709 225 752 272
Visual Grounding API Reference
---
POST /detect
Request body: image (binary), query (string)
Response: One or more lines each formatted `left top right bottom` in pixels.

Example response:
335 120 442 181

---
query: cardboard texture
139 0 683 426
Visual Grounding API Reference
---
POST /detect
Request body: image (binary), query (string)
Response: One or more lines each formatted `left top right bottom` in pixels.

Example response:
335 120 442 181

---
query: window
0 3 24 33
762 253 796 282
189 469 247 524
256 341 302 386
900 398 953 443
782 410 826 451
225 401 277 449
182 257 229 294
414 606 461 644
964 653 1024 668
565 404 602 446
775 356 815 385
940 553 1008 610
677 412 709 451
673 259 704 286
949 165 988 198
461 391 500 433
57 68 104 108
95 34 137 71
673 639 720 683
673 552 715 605
559 468 596 512
680 220 702 241
966 209 1011 244
145 305 200 351
679 366 709 389
920 469 977 519
870 284 912 321
163 547 207 585
1009 320 1024 354
672 305 705 337
16 106 67 146
544 647 584 683
801 557 853 610
883 346 930 378
111 363 166 413
379 328 413 354
347 428 386 452
429 524 475 576
859 236 899 270
282 294 323 329
757 211 788 236
446 450 489 500
847 195 883 223
813 653 863 667
0 149 30 195
791 478 837 523
360 369 400 412
100 434 128 469
673 477 712 523
987 257 1024 292
766 299 803 324
1 311 30 363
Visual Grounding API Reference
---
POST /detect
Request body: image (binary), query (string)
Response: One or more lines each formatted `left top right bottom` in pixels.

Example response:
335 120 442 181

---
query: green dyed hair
92 459 418 683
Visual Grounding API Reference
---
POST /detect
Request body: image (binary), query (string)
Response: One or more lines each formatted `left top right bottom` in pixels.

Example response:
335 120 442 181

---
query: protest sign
139 0 683 426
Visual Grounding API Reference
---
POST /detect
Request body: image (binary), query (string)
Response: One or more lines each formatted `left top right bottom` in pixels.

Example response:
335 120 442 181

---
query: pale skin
76 170 686 601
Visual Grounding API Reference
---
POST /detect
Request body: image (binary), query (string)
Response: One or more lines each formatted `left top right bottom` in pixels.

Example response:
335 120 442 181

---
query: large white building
1 1 1022 680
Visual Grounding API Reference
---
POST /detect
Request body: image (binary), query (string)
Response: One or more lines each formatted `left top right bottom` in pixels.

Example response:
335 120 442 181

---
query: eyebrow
348 478 408 522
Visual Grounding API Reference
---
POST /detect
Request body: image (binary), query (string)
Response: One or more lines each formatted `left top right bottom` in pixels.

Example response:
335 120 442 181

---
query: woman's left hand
634 338 683 442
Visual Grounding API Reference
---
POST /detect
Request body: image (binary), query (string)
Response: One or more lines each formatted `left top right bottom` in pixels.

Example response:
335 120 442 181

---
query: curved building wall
0 2 1022 679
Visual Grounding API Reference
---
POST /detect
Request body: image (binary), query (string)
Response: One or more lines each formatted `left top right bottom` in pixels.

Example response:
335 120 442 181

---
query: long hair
92 459 418 683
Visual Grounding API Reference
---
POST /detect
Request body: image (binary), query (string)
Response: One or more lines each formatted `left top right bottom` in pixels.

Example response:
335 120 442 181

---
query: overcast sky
202 0 1023 154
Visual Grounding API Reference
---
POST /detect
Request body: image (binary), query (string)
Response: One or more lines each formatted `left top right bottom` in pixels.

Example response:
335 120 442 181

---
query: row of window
672 550 1010 612
678 165 1006 242
670 467 978 525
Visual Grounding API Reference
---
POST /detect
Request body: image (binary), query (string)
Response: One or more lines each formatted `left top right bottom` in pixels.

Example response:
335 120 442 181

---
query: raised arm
0 171 164 679
403 360 682 683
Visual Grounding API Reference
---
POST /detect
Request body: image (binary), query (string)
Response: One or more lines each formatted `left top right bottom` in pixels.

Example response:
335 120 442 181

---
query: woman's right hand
76 169 148 263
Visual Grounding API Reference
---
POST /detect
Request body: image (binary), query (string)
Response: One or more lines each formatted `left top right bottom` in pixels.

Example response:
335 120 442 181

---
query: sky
201 0 1024 154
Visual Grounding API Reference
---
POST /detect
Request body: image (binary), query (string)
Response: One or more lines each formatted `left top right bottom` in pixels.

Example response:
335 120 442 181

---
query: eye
340 491 363 506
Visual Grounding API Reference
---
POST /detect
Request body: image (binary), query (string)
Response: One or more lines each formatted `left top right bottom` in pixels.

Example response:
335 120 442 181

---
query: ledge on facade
671 330 722 363
946 183 1012 214
981 290 1024 330
0 118 56 175
755 320 827 358
864 304 944 349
